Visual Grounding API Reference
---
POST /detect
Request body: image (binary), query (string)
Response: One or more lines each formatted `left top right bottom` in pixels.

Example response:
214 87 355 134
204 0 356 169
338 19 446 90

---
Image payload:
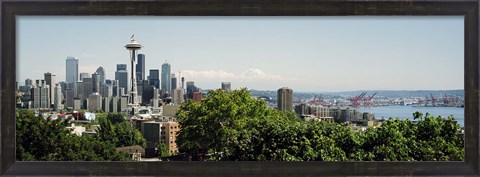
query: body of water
357 105 465 127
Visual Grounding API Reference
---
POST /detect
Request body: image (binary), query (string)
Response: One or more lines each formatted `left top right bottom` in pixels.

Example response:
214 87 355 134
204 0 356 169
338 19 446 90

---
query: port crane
348 92 367 108
362 92 377 107
310 95 324 106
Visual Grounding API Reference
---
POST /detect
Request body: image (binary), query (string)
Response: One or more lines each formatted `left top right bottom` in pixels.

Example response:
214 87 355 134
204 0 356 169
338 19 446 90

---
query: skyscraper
173 88 184 105
92 72 100 93
44 72 56 105
33 80 49 109
115 64 128 95
171 74 177 91
277 87 293 111
136 54 145 82
65 88 74 109
161 62 171 95
95 67 106 84
65 56 78 83
96 67 106 96
136 54 145 97
54 83 63 111
221 82 231 92
83 77 93 103
149 69 160 89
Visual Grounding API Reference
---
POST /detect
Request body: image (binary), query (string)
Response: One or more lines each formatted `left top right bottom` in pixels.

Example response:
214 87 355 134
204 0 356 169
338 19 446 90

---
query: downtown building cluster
16 55 214 113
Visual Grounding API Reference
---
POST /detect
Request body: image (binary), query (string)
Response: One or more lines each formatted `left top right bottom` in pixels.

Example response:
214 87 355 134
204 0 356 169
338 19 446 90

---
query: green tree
16 110 130 161
157 143 170 158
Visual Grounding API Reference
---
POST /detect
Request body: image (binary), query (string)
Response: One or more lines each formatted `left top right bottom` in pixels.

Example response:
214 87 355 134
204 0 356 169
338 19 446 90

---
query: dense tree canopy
95 112 147 148
176 89 464 161
16 110 145 161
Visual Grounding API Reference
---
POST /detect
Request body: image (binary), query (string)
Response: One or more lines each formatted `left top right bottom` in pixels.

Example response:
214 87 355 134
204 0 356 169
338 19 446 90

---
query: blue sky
17 16 463 92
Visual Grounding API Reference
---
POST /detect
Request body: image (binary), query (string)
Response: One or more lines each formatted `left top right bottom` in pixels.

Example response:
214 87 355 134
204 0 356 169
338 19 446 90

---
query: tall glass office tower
161 62 171 95
65 56 78 84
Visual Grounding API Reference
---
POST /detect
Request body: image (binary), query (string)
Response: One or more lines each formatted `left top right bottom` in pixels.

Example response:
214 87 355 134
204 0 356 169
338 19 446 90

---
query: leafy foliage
96 112 147 148
16 110 130 161
176 89 464 161
16 110 147 161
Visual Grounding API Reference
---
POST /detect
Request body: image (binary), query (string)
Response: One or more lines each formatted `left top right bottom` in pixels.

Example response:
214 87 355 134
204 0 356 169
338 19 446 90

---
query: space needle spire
125 34 142 116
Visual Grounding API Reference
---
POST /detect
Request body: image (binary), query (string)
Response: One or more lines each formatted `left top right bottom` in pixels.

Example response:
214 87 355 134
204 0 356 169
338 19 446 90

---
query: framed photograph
2 0 479 176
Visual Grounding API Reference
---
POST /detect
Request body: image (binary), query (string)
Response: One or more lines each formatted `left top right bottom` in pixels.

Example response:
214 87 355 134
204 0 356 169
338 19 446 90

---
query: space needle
125 34 142 116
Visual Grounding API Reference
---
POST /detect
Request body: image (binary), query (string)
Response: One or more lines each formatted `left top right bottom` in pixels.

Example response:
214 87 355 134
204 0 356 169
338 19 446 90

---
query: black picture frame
1 0 479 176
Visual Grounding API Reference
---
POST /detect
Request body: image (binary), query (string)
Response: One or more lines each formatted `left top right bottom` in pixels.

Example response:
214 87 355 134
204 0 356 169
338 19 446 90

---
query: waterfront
358 105 465 127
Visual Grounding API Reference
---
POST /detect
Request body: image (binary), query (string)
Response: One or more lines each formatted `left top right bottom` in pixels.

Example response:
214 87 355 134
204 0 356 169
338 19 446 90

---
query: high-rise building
110 80 120 97
277 87 293 111
161 62 171 95
152 88 160 108
95 67 106 84
76 81 84 100
171 74 177 91
149 69 160 89
136 54 145 82
221 82 231 92
111 97 119 112
88 93 102 112
181 77 185 89
33 80 49 109
54 83 63 111
92 72 100 93
115 64 128 95
65 88 74 109
83 77 93 104
44 72 56 105
102 84 113 97
65 56 78 83
136 54 146 96
120 88 125 97
173 88 184 105
102 97 111 113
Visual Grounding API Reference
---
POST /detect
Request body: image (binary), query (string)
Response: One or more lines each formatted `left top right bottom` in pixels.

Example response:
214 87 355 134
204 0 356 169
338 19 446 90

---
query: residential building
33 80 49 109
277 87 293 111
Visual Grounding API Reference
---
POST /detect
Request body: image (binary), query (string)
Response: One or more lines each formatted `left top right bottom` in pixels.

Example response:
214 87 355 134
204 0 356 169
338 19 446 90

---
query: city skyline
18 16 463 92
